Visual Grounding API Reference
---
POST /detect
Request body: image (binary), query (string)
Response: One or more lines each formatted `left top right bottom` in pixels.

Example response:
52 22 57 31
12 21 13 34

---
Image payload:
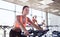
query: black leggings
9 29 27 37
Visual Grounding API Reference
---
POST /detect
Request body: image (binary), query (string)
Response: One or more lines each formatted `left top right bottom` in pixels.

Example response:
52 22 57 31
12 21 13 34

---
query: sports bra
15 15 28 28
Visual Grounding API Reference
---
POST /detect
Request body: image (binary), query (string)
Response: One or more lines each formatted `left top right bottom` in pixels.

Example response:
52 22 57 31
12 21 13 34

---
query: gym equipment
0 25 12 37
38 25 60 27
52 31 60 37
26 24 49 37
21 29 49 37
0 25 49 37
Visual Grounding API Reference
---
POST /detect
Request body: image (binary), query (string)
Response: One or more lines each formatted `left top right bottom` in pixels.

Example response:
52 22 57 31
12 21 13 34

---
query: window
0 9 15 26
32 9 46 24
15 5 23 15
0 1 15 11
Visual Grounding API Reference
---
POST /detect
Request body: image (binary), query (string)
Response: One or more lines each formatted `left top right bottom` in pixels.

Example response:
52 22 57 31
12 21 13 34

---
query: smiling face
23 7 29 15
22 6 29 16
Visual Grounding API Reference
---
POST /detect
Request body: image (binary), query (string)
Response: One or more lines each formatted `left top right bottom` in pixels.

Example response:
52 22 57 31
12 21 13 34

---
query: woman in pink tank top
9 6 43 37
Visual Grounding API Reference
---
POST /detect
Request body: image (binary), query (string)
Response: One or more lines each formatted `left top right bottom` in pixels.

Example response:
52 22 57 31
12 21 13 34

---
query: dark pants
9 29 27 37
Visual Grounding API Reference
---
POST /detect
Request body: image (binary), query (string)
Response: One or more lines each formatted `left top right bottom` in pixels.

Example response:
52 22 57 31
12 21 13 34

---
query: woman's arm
17 16 29 36
35 20 38 26
42 22 47 27
28 17 43 30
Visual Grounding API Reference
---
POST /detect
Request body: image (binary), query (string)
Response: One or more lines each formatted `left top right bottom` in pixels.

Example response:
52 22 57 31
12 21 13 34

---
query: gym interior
0 0 60 37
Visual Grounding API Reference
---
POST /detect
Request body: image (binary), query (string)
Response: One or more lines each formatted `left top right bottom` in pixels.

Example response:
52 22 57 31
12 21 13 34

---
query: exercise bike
21 29 49 37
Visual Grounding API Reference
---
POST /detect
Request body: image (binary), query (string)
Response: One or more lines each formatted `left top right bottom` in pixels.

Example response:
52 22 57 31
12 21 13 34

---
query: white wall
48 13 60 25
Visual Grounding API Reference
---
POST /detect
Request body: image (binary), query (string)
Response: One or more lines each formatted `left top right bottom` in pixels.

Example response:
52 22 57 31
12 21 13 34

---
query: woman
41 20 47 30
32 16 38 25
9 6 43 37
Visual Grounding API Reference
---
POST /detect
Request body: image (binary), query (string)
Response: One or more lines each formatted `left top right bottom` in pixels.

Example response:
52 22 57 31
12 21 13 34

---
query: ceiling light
52 10 59 12
39 0 54 5
38 5 49 9
19 0 29 2
58 13 60 14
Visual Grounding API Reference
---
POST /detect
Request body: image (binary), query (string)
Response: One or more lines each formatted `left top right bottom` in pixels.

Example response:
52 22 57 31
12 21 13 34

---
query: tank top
15 15 28 29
